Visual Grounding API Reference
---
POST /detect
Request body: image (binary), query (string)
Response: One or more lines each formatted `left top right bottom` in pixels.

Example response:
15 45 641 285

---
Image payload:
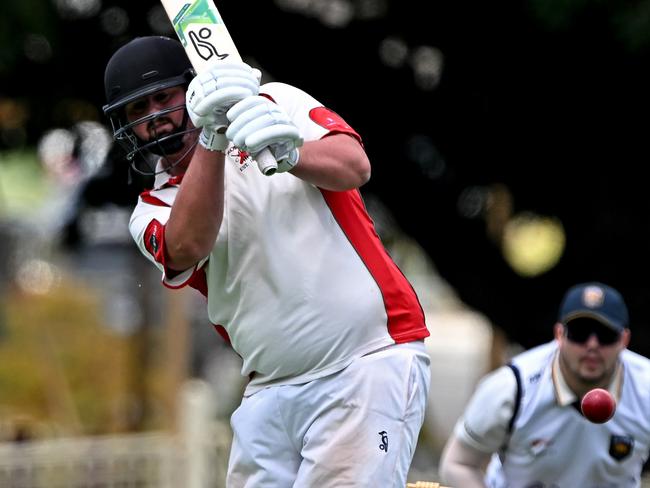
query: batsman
102 35 431 487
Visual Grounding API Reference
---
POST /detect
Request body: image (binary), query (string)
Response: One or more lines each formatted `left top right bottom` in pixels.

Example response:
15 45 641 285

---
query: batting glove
198 127 229 152
186 62 261 130
226 96 303 173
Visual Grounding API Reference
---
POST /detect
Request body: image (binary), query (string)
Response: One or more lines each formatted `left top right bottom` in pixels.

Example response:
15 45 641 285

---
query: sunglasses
564 318 621 346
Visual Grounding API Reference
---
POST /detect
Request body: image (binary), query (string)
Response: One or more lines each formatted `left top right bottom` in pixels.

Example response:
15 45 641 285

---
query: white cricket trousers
226 341 431 487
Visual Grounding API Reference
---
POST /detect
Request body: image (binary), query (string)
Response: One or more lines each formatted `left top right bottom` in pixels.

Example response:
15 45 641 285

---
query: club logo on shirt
144 219 164 262
149 233 159 253
527 438 553 456
227 146 251 172
609 435 634 460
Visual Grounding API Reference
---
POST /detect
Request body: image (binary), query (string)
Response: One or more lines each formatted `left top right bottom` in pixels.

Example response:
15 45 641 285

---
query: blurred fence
0 432 184 487
0 379 232 488
0 425 231 488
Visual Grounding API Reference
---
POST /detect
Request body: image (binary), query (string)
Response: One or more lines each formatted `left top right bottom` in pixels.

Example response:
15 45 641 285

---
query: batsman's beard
147 116 189 156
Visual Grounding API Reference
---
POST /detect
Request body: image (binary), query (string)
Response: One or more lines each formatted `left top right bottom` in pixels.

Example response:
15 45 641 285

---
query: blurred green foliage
0 279 171 439
0 281 126 435
0 150 49 218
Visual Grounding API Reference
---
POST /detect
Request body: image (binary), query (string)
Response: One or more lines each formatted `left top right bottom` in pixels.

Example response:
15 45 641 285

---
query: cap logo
582 286 605 308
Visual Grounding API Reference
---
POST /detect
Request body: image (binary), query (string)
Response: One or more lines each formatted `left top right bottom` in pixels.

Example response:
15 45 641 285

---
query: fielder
102 36 431 487
439 282 650 487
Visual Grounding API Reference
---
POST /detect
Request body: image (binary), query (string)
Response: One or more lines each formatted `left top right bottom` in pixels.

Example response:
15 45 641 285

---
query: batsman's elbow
323 158 370 191
348 151 372 188
351 161 371 188
165 239 210 272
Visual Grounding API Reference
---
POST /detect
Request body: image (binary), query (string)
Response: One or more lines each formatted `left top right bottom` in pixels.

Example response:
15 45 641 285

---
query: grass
0 149 50 219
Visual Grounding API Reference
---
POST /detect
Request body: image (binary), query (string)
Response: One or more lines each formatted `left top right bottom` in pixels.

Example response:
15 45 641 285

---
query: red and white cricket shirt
130 82 429 394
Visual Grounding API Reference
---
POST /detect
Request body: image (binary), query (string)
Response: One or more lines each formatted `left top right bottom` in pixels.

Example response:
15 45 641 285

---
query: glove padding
199 127 228 152
226 96 303 172
186 62 261 130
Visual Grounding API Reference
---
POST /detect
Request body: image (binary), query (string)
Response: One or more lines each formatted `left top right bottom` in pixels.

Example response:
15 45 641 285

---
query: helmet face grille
110 101 200 176
103 36 198 176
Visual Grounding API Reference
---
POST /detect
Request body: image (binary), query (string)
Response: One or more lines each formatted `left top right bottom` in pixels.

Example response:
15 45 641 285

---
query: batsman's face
555 321 629 387
125 86 195 150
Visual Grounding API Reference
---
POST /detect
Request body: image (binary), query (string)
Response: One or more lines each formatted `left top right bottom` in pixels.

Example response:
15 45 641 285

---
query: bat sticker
188 28 229 61
172 0 226 54
161 0 278 175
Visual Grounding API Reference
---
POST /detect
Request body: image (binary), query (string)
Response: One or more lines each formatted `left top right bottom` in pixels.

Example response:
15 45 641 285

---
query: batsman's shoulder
260 81 320 108
260 81 302 96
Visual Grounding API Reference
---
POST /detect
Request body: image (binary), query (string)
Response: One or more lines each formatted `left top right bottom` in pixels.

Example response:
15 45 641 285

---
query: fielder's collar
551 350 623 406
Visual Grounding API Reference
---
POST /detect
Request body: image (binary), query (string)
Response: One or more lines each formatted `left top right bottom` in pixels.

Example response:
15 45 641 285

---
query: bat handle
255 147 278 176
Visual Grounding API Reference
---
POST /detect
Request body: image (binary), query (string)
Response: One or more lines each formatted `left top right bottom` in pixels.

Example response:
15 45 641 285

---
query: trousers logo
378 431 388 452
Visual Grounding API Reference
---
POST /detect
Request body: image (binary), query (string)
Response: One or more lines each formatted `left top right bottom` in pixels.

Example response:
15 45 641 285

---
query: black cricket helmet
103 36 198 175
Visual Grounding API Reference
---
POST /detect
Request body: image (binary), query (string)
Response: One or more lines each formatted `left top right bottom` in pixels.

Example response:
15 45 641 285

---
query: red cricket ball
580 388 616 424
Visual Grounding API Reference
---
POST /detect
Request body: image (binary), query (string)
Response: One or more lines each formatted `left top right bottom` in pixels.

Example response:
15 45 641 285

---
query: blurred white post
423 310 494 453
180 378 217 488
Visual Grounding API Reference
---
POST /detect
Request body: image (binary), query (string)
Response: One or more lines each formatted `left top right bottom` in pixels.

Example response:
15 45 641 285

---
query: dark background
2 0 649 355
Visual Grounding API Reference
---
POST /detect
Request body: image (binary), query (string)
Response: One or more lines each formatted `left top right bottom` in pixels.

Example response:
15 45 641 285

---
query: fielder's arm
438 435 490 488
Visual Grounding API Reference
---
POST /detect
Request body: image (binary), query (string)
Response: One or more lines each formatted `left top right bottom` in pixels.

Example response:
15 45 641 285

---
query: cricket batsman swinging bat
160 0 278 175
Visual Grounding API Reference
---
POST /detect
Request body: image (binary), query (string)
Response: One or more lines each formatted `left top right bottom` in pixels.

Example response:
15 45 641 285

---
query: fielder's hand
186 62 261 151
226 96 303 172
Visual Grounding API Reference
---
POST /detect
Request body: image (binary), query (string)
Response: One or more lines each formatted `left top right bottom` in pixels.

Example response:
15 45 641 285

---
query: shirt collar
153 159 170 188
551 350 623 406
152 159 184 189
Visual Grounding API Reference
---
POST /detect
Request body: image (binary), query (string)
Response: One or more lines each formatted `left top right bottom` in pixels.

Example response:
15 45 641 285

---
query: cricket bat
160 0 278 175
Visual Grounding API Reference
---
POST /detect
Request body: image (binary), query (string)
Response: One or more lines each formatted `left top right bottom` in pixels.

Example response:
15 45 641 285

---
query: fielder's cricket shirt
454 341 650 487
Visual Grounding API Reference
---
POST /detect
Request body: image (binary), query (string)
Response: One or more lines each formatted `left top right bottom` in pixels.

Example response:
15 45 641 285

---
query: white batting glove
226 96 303 173
198 127 228 152
186 62 261 131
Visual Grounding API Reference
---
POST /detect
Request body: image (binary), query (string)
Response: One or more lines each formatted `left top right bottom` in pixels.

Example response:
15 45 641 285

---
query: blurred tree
0 1 58 76
0 280 141 435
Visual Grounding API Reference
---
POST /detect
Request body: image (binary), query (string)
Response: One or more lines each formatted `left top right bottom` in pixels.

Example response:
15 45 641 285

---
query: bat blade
160 0 277 175
164 0 242 68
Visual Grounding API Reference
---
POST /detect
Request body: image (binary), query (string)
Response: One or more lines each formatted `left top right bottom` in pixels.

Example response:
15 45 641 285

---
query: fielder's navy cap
559 282 629 331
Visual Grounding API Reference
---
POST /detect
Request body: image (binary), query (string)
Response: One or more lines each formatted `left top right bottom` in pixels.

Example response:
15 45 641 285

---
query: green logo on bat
173 0 222 47
173 0 230 62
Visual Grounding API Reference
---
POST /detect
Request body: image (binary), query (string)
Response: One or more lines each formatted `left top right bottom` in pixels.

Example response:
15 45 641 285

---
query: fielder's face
555 320 629 387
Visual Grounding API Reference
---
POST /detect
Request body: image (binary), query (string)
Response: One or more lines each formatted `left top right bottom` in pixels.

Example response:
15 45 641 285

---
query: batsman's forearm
290 134 370 191
164 148 225 271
